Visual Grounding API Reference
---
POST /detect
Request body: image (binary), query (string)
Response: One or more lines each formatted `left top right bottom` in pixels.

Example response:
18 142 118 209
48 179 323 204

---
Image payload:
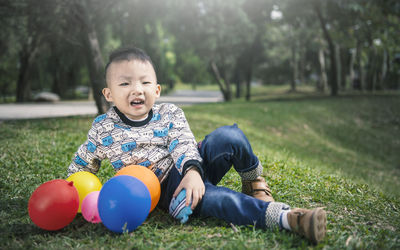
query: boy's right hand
173 168 205 210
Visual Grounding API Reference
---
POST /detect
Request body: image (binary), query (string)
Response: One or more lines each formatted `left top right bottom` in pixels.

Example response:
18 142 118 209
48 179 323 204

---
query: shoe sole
310 208 327 244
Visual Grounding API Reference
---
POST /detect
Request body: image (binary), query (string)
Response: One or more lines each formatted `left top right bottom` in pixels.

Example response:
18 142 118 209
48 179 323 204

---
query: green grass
1 91 399 249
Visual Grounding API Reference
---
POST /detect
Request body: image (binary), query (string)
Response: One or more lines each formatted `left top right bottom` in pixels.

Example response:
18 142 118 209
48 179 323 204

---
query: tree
241 0 272 100
164 0 215 89
68 0 110 113
166 0 257 101
201 0 259 101
279 0 321 92
0 1 23 101
6 0 52 102
1 0 399 105
1 0 110 110
312 1 339 96
109 0 177 92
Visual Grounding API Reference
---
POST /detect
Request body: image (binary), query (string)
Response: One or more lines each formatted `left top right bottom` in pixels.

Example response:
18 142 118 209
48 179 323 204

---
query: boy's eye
143 81 151 85
119 82 129 86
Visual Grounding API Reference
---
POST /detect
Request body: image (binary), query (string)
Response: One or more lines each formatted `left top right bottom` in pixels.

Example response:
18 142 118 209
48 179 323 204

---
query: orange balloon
115 165 161 212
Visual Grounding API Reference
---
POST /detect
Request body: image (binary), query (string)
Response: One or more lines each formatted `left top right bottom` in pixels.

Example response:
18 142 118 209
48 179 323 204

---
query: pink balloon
81 191 101 223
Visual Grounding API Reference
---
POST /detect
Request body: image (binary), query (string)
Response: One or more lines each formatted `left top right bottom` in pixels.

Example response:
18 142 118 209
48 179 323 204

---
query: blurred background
0 0 399 113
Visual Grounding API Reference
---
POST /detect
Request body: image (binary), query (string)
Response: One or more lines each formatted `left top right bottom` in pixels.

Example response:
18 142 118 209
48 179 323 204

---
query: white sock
280 210 291 230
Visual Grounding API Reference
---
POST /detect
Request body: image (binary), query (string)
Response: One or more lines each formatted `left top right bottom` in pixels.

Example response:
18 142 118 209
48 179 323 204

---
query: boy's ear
102 88 113 102
155 84 161 98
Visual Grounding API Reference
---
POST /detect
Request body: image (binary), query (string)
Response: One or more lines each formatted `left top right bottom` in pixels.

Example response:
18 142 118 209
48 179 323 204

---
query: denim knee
200 124 259 175
207 124 249 150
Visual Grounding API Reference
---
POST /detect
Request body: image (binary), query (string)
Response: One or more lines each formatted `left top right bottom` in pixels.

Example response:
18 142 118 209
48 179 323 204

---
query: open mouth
130 100 145 106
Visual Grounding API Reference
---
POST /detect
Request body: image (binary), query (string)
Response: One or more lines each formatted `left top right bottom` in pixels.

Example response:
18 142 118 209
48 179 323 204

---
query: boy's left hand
173 168 205 210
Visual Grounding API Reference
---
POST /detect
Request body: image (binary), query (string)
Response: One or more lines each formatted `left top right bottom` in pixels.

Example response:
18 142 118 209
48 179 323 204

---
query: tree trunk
50 44 65 98
366 45 378 91
340 47 348 90
16 49 31 102
244 33 262 101
235 79 241 99
75 0 109 114
349 48 356 89
290 42 298 92
16 45 38 102
233 60 242 98
84 29 109 113
335 44 342 90
223 72 232 102
67 69 77 99
318 47 328 93
245 66 252 101
380 49 388 89
299 43 306 85
314 3 338 96
211 61 231 101
355 42 364 90
16 0 41 103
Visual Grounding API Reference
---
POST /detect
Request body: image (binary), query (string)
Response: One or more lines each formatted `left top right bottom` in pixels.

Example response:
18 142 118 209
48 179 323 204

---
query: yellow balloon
66 171 102 213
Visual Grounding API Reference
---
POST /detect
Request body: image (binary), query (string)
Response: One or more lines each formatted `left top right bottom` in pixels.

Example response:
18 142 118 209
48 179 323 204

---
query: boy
68 47 327 244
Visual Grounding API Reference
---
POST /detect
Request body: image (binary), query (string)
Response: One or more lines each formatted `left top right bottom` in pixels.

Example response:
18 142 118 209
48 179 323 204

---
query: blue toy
169 189 193 223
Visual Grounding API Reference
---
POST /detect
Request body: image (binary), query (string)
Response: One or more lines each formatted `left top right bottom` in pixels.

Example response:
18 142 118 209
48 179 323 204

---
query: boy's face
103 60 161 120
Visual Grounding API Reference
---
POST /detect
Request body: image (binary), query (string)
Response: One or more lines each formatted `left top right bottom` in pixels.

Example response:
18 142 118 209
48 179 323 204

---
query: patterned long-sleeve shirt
67 103 202 183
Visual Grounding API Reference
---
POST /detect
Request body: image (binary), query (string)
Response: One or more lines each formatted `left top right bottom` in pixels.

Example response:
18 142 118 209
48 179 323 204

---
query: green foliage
1 0 400 102
1 93 399 249
175 49 213 85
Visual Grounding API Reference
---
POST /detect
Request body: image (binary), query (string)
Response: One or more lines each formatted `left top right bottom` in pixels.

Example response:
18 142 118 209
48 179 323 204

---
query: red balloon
28 179 79 231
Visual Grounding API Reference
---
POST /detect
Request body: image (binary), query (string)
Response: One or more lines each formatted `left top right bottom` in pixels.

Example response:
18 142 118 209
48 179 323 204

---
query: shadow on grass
0 197 47 238
0 196 313 248
0 197 114 243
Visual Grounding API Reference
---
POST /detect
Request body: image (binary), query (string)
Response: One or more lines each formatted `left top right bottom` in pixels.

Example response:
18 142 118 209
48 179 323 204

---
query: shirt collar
113 106 153 127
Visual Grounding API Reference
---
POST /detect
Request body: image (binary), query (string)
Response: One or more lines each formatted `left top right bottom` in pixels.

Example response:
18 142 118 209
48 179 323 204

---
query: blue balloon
98 175 151 233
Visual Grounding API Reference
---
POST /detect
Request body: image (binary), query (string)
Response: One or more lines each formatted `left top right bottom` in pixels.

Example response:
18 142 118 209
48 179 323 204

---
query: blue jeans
159 124 271 228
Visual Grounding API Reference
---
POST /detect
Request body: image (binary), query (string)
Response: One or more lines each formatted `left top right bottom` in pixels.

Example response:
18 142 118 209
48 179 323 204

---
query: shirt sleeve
67 123 103 177
167 105 203 176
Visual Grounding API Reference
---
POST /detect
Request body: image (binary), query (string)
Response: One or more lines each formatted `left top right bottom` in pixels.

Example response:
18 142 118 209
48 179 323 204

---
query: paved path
0 90 223 120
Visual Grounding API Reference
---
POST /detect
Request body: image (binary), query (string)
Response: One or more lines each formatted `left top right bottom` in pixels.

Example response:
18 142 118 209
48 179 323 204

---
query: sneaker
242 176 274 202
287 207 327 244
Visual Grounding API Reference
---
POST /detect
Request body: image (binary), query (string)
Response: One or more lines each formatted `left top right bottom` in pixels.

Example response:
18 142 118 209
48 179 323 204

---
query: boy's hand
173 168 205 210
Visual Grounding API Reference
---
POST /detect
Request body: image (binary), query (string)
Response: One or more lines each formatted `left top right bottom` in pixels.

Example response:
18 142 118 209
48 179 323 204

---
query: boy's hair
104 46 155 78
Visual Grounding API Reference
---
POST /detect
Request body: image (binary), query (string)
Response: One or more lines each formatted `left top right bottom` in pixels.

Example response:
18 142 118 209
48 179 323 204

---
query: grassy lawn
1 90 399 249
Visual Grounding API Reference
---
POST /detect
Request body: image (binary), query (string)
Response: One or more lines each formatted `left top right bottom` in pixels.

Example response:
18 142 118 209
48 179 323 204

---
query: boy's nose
130 83 144 95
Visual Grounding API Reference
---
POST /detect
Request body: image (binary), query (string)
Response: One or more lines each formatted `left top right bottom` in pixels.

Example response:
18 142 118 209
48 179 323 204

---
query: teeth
131 100 144 105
